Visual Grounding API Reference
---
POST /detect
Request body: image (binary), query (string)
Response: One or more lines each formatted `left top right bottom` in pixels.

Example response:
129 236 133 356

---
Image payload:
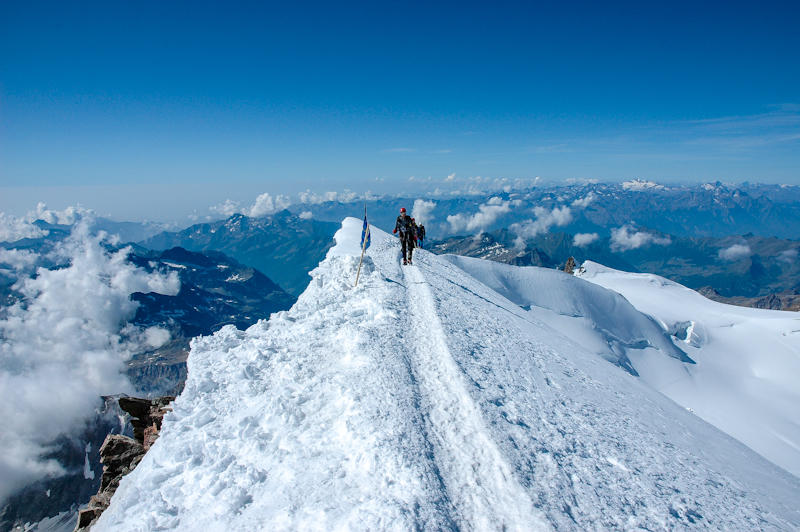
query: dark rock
564 257 576 274
118 396 174 451
74 396 173 531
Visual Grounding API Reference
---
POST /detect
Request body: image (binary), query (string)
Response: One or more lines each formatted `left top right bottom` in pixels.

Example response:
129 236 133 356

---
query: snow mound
96 219 800 531
578 260 800 478
441 254 692 374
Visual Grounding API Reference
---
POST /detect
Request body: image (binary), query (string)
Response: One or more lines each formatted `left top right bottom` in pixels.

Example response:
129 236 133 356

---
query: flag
360 209 371 250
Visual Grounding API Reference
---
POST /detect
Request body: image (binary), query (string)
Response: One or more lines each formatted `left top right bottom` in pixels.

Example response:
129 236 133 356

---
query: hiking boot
403 259 407 265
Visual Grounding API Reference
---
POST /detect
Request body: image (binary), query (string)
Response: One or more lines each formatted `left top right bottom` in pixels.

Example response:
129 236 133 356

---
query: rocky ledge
75 396 174 531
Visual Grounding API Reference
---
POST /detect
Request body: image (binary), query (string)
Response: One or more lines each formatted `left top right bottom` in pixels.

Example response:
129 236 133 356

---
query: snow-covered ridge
96 218 800 530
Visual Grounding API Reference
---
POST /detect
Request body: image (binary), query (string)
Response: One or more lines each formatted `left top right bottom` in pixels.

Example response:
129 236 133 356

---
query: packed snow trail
96 218 800 531
401 263 543 530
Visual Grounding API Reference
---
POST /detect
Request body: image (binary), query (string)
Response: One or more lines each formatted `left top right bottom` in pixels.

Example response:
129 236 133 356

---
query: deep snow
96 218 800 531
577 260 800 478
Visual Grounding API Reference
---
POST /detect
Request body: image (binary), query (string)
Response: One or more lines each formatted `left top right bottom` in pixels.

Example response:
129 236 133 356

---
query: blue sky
1 0 799 218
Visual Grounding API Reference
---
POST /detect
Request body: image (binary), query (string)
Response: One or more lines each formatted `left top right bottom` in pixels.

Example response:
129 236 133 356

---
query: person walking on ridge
393 207 416 265
416 223 426 249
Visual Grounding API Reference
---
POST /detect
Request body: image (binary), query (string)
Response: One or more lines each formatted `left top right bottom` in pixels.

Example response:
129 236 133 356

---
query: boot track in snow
401 261 545 531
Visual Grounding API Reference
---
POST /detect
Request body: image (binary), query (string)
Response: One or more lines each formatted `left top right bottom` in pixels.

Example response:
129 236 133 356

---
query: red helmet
400 207 406 213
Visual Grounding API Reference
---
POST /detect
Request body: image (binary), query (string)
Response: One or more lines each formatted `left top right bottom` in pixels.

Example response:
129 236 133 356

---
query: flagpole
355 203 368 287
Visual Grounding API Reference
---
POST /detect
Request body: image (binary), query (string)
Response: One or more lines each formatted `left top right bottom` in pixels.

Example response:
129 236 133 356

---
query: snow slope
96 218 800 531
577 260 800 478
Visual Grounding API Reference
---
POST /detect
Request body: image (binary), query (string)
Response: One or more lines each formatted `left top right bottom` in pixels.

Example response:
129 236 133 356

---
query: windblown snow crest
97 218 800 531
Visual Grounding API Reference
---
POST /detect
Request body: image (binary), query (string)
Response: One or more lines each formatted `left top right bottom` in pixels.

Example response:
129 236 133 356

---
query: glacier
577 260 800 479
96 218 800 530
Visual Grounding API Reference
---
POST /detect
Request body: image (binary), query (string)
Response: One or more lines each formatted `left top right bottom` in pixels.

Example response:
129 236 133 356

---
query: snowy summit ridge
97 218 800 530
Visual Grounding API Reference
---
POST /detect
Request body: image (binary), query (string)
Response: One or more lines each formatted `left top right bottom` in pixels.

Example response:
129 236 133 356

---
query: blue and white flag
360 208 371 250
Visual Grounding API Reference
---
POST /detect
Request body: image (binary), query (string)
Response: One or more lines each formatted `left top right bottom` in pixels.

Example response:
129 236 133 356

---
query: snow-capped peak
96 218 800 531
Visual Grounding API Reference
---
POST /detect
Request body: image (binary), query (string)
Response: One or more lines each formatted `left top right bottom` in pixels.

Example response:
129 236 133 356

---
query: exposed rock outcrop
699 286 800 311
75 396 173 531
563 256 576 274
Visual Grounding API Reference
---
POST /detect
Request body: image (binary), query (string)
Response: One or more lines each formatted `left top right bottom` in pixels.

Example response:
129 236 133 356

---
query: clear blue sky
1 0 799 217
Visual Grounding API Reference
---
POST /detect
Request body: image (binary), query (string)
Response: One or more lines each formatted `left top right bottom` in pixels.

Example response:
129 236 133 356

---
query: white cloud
0 223 180 504
573 233 600 247
248 193 291 218
298 190 360 205
445 173 455 182
571 192 596 208
447 197 511 234
411 199 436 225
0 203 99 243
486 196 503 206
718 244 752 261
144 326 171 349
210 199 241 217
510 205 573 241
610 225 671 251
0 212 48 243
298 211 313 220
0 248 38 272
28 202 93 225
778 248 798 263
211 193 292 218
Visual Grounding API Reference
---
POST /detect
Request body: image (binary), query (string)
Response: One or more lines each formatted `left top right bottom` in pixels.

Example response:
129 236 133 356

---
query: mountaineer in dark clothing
393 207 416 265
416 223 426 248
410 218 419 248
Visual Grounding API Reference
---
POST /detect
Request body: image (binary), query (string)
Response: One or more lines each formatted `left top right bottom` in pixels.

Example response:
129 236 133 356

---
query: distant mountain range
126 245 296 395
141 211 339 296
430 229 800 305
291 182 800 240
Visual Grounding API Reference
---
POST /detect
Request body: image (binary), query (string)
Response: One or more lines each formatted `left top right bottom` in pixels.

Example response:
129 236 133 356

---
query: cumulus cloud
0 223 180 503
610 225 671 251
0 248 39 272
29 202 93 225
298 211 313 220
510 205 573 245
412 199 436 225
718 243 752 261
211 193 292 218
573 233 600 247
777 248 798 263
210 199 241 217
0 212 49 243
1 202 104 243
248 193 291 217
445 173 455 182
571 192 596 208
298 190 361 205
447 197 511 234
144 326 171 349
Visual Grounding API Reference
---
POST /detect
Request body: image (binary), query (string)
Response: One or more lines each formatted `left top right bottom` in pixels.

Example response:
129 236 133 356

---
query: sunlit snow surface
577 260 800 478
97 218 800 531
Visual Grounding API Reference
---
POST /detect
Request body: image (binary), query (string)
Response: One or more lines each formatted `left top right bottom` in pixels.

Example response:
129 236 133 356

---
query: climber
393 207 416 265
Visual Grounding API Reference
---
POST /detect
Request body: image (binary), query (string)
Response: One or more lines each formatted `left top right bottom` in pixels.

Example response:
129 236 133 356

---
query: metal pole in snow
355 204 368 287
